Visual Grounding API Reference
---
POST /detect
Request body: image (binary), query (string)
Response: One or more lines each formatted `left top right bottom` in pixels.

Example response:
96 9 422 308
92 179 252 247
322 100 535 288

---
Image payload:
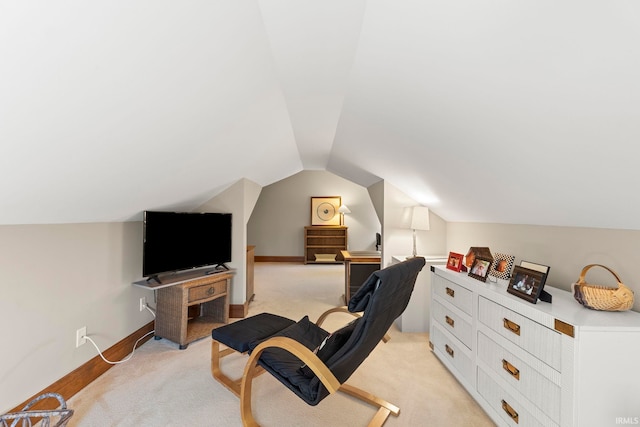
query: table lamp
338 204 351 225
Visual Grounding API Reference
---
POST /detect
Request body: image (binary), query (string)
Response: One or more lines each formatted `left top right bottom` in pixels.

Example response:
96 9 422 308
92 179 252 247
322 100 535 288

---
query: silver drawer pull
207 287 215 296
445 344 454 358
445 287 455 298
445 315 455 327
501 400 519 424
502 359 520 380
503 318 521 336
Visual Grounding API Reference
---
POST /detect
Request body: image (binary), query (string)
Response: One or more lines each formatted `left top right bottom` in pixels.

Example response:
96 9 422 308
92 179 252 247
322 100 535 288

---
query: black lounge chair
210 256 426 426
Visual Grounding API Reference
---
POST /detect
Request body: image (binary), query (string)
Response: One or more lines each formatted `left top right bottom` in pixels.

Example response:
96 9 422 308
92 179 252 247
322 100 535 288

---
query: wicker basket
572 264 634 311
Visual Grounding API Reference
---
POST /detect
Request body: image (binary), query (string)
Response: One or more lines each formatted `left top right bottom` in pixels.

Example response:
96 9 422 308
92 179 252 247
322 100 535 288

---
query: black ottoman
211 312 295 396
212 312 295 353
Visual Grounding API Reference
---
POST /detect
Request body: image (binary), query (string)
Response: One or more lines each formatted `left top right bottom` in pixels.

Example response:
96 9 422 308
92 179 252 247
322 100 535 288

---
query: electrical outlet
76 326 86 348
139 297 146 312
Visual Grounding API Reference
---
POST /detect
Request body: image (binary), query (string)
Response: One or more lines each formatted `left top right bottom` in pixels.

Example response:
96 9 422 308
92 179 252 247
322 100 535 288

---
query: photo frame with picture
489 253 515 280
520 260 550 284
507 266 548 304
464 247 493 269
468 257 493 282
446 252 464 272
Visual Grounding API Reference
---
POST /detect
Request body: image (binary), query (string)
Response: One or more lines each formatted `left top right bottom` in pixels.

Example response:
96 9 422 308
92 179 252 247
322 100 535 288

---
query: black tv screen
143 211 232 278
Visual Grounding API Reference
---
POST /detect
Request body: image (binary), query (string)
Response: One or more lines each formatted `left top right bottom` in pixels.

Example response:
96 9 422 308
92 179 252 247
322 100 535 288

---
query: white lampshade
338 204 351 214
410 206 430 231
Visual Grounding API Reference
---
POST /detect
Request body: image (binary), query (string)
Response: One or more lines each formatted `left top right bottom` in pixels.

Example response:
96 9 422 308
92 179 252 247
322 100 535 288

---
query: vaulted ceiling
2 1 639 229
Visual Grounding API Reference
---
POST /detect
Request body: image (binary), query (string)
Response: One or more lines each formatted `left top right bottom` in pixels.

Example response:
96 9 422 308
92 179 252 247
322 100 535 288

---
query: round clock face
317 202 336 221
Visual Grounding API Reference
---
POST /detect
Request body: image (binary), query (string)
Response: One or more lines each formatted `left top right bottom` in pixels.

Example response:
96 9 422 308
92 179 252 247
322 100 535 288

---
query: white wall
247 170 381 256
378 181 447 267
197 178 262 305
0 222 149 413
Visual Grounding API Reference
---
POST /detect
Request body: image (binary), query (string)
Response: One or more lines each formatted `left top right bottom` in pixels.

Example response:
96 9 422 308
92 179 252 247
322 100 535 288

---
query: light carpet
68 263 495 426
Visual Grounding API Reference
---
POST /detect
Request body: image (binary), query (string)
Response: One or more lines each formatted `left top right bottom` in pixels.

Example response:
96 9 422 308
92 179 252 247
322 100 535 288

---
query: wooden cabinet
430 265 640 426
342 250 381 303
304 226 347 264
155 272 231 349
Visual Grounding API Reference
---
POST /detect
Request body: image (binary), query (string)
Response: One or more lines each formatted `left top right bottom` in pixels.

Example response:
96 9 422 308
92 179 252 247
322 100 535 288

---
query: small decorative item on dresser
508 266 549 303
446 252 464 272
520 260 550 278
488 253 515 280
468 257 493 282
464 247 492 269
572 264 634 311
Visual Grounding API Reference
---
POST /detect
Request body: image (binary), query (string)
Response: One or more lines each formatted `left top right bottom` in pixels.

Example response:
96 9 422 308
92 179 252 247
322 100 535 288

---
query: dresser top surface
433 265 640 330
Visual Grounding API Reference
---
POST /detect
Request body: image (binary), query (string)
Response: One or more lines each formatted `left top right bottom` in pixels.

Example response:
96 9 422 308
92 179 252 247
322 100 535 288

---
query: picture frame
520 260 550 285
507 265 547 304
446 252 464 272
310 196 342 226
464 247 493 269
468 257 493 282
489 253 516 280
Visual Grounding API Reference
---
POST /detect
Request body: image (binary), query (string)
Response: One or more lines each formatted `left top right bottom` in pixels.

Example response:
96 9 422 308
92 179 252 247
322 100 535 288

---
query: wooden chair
211 257 426 426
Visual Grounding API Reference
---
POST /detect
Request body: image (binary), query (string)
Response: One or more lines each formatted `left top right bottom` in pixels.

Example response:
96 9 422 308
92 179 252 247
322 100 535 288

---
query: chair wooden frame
211 306 397 426
240 336 400 427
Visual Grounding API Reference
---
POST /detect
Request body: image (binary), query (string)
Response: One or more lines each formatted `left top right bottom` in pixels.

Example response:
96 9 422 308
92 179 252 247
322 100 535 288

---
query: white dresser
430 265 640 427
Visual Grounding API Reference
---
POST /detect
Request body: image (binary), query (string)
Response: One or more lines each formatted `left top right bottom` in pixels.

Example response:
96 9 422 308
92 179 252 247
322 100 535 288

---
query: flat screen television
143 211 232 279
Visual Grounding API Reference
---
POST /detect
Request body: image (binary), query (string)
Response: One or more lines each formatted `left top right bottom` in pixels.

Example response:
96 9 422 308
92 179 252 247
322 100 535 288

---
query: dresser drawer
478 367 558 427
478 297 561 370
432 298 472 350
188 280 226 303
431 323 473 383
477 332 561 423
433 275 473 315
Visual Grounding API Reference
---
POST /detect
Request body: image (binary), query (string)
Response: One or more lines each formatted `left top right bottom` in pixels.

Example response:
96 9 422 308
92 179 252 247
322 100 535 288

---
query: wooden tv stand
153 272 232 349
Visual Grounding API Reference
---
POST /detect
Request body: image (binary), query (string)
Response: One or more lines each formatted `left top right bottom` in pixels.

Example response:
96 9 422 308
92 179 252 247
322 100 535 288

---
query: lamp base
412 229 418 258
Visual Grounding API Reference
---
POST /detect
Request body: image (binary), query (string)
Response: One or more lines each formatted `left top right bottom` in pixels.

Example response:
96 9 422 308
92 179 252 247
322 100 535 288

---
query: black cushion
300 318 360 378
211 312 295 353
267 257 425 406
250 316 330 402
317 318 359 361
248 315 328 353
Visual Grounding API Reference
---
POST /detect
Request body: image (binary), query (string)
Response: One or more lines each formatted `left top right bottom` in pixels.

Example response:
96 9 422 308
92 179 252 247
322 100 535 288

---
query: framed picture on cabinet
446 252 464 272
489 253 515 280
507 266 547 304
310 196 342 226
468 257 493 282
464 247 493 270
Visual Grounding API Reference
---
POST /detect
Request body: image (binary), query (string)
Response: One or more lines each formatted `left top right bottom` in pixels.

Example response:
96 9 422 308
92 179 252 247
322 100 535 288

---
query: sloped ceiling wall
1 1 639 230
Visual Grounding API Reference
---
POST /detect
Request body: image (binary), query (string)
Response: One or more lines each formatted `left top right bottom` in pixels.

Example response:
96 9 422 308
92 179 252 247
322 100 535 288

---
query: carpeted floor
67 262 495 426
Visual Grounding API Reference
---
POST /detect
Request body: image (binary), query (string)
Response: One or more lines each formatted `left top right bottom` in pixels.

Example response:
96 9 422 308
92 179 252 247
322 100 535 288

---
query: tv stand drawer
189 280 226 303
